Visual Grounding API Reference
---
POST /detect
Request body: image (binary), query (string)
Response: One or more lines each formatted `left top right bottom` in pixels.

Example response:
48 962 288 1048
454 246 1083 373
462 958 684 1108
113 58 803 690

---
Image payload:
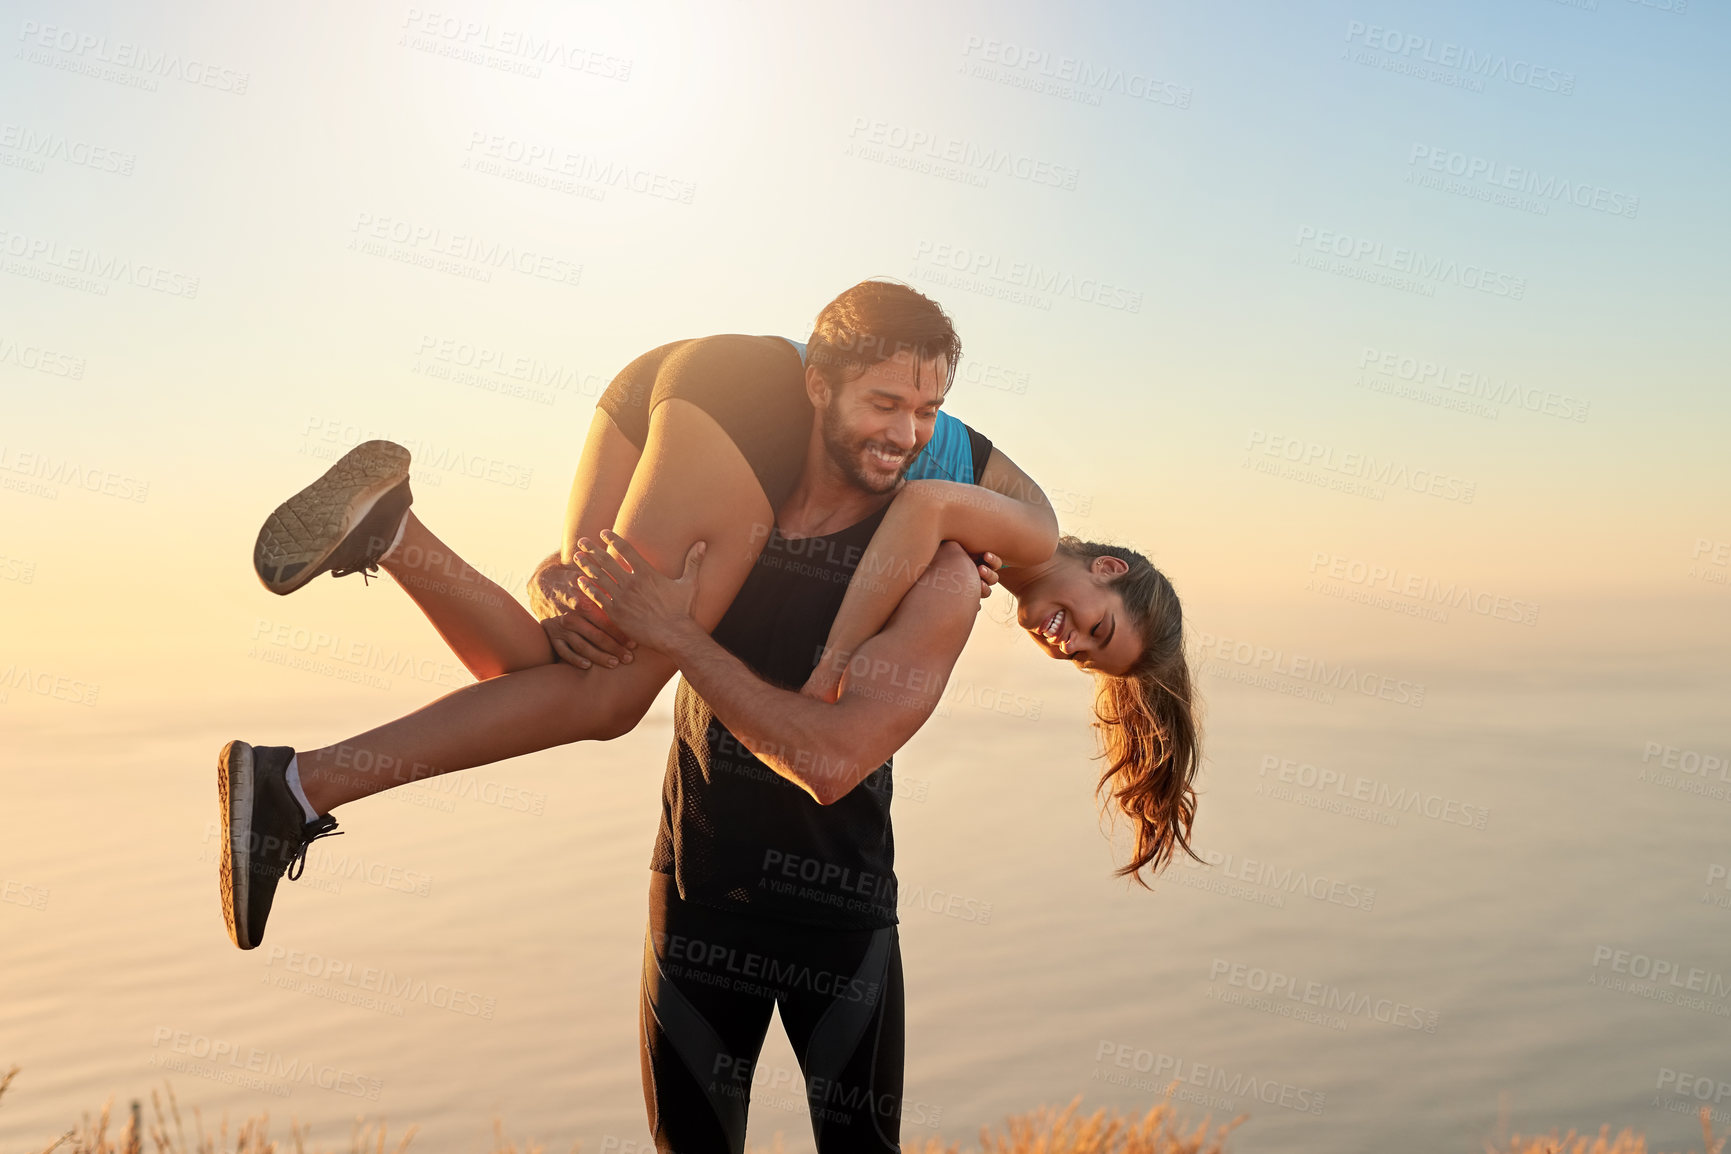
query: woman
220 280 1201 954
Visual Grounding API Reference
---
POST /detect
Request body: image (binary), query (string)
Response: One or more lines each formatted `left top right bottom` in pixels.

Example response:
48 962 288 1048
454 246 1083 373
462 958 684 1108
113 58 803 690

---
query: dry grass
8 1083 416 1154
1486 1114 1726 1154
1 1067 426 1154
899 1095 1722 1154
5 1066 1725 1154
903 1095 1245 1154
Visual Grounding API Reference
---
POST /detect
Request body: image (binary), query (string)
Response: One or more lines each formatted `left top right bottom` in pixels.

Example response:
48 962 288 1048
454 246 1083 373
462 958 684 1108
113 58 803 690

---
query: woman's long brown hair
1057 536 1203 886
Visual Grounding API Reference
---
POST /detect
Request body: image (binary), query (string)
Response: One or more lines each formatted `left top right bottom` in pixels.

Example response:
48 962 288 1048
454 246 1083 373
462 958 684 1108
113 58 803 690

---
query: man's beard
820 403 909 495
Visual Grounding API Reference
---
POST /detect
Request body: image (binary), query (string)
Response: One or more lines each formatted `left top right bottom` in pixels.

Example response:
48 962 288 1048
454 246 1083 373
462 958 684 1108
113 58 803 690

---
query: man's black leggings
639 871 905 1154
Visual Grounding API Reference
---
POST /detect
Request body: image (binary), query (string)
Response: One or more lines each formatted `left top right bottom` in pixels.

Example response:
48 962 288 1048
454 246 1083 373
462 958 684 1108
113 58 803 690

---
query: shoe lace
286 815 343 881
330 561 379 585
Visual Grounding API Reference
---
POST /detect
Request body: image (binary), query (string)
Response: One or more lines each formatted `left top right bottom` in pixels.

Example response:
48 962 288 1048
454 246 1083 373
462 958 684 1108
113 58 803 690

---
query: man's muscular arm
803 445 1055 701
574 532 981 806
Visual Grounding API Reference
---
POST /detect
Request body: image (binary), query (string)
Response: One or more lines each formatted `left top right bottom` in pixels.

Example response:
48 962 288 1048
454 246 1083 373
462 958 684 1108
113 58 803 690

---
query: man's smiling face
814 350 950 495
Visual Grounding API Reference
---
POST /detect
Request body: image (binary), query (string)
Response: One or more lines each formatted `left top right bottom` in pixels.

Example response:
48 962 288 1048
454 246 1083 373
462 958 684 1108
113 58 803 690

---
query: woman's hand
572 530 706 655
528 550 584 619
799 653 846 704
529 550 637 670
975 551 1003 598
542 601 638 670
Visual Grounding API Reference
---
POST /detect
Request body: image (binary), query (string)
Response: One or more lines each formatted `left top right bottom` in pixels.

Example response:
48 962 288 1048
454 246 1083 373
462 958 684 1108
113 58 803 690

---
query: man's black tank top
650 429 992 930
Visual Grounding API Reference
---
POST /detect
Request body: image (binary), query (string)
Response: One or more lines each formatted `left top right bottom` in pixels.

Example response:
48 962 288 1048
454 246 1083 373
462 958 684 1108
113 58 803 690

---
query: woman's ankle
296 748 344 814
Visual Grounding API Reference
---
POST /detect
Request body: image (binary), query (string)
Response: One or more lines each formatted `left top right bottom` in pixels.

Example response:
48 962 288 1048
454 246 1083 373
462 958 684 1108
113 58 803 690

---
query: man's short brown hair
805 280 961 395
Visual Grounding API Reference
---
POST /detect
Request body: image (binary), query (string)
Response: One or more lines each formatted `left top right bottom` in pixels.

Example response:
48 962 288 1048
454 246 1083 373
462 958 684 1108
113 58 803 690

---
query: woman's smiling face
1014 552 1145 676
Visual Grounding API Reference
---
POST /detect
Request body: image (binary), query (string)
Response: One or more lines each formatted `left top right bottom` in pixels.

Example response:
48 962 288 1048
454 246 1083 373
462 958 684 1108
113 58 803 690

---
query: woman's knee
590 696 653 741
585 663 673 741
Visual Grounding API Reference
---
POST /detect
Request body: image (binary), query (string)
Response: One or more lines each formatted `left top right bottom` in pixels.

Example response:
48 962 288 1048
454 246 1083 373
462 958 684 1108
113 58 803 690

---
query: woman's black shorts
596 335 812 510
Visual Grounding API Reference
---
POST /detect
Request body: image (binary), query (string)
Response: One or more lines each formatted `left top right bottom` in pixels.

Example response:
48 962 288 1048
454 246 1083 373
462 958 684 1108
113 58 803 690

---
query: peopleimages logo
0 123 136 175
1192 629 1426 708
148 1027 383 1099
1257 755 1491 830
1342 21 1575 94
657 933 881 1005
201 821 435 895
464 131 696 203
1208 958 1441 1032
16 20 251 94
1308 551 1540 626
1245 429 1476 504
0 446 146 502
347 211 582 288
1 877 50 911
0 333 86 378
263 946 497 1018
0 226 201 298
301 416 535 490
1688 538 1729 590
958 35 1192 109
1590 946 1731 1000
0 661 101 707
1655 1069 1731 1126
413 334 609 405
398 8 633 80
1637 741 1731 806
911 240 1142 313
760 849 895 905
1184 849 1377 912
846 117 1081 190
1294 227 1526 300
1703 864 1731 913
250 617 472 692
1246 429 1474 505
1407 145 1638 219
1093 1042 1326 1115
1358 346 1590 423
1641 741 1730 782
0 553 37 584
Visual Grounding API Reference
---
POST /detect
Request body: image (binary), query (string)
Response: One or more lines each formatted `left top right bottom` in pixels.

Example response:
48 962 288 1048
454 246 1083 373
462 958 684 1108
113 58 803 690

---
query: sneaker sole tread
254 440 410 595
219 739 255 950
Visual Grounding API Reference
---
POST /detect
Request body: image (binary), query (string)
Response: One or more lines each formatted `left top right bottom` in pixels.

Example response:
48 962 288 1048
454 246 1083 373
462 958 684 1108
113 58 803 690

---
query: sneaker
254 440 413 595
218 740 342 950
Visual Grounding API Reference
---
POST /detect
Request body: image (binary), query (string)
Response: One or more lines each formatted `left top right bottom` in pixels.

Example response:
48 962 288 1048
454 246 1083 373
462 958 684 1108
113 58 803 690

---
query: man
562 326 1023 1153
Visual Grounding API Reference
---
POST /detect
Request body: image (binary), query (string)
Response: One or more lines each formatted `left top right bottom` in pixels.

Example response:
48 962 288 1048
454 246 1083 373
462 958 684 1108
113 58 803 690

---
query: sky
3 2 1726 697
2 1 1730 1148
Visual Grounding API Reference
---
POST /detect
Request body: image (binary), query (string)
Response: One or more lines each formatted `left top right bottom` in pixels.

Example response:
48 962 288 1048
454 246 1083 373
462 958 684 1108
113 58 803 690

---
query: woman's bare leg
295 399 777 813
380 514 552 678
380 412 643 680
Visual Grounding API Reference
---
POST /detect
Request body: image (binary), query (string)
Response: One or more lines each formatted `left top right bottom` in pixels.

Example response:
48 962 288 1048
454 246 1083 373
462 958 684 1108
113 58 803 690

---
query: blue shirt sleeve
904 410 976 485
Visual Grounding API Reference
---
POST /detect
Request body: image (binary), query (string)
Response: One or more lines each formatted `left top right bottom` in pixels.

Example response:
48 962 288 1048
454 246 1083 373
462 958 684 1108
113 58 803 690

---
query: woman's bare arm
804 446 1058 698
532 410 644 668
561 409 642 561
